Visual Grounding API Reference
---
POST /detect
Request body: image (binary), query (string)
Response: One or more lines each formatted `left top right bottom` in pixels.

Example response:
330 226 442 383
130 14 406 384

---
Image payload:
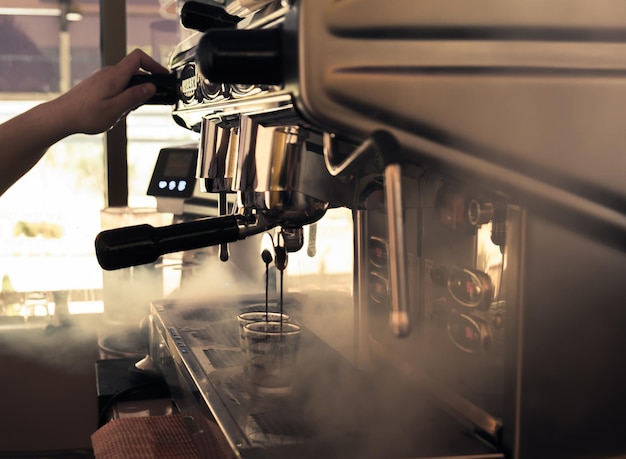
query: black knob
180 1 241 32
127 73 179 105
197 28 283 85
95 216 240 270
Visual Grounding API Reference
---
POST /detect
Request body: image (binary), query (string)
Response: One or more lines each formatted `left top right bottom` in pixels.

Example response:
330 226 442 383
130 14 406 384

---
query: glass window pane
0 16 60 93
0 3 195 325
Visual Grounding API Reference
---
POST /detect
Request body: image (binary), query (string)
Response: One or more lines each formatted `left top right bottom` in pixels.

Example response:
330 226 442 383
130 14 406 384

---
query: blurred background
0 2 195 455
0 0 196 313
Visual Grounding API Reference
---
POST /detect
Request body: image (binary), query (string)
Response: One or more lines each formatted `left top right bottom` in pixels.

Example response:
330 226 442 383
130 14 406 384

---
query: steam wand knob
180 1 241 32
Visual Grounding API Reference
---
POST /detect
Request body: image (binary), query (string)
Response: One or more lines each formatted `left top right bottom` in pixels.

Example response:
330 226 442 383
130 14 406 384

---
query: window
0 2 196 326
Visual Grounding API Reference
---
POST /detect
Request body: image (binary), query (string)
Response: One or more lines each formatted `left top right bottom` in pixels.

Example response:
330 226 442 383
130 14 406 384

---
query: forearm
0 49 165 197
0 98 75 196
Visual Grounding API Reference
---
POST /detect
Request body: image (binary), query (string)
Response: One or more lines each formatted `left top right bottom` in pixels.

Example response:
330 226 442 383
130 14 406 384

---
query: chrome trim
385 163 411 338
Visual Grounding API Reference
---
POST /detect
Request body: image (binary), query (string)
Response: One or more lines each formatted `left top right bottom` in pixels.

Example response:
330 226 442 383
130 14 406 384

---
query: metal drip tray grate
181 303 284 322
238 304 282 314
203 348 243 368
182 308 233 322
251 412 314 438
193 322 240 347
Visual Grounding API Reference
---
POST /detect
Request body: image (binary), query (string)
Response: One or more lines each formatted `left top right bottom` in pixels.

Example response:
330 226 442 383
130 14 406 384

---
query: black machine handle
180 1 241 32
95 215 240 270
196 28 283 85
128 73 179 105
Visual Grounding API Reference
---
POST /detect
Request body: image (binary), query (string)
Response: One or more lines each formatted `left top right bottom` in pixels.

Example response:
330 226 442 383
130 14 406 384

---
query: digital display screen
164 150 195 177
148 146 198 199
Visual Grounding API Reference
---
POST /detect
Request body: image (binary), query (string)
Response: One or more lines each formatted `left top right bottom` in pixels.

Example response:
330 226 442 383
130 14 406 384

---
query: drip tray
150 297 503 459
194 322 240 347
251 411 314 438
203 348 242 369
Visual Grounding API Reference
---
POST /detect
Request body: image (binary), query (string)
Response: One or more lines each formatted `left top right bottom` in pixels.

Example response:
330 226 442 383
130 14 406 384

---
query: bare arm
0 49 169 196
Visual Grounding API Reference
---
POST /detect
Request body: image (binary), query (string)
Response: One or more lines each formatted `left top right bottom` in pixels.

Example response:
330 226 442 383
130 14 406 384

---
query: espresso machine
95 1 626 458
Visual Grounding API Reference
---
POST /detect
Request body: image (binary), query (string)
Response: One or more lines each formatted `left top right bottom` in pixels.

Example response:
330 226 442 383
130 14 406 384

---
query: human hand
55 48 170 135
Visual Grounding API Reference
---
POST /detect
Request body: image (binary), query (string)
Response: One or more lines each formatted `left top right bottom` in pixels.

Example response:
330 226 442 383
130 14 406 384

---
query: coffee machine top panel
291 0 626 245
168 1 295 132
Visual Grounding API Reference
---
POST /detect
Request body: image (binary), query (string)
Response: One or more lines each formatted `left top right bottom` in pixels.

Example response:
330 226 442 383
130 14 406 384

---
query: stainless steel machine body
102 1 626 458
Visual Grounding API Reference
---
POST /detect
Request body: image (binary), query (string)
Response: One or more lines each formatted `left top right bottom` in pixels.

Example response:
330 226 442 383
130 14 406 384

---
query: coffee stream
261 237 273 323
260 231 286 335
265 262 269 321
279 267 284 337
275 230 287 338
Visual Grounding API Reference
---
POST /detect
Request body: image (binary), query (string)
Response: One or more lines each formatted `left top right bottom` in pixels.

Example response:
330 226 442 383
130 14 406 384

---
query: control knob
180 1 241 32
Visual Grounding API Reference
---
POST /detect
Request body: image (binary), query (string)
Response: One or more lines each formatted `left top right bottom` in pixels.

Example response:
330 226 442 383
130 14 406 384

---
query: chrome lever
385 162 410 338
323 130 386 177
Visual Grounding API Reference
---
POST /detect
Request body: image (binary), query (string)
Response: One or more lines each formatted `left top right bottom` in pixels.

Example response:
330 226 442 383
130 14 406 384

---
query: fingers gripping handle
127 73 178 105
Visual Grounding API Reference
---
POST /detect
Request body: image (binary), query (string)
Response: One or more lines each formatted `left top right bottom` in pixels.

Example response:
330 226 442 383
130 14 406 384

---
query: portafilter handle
95 214 274 270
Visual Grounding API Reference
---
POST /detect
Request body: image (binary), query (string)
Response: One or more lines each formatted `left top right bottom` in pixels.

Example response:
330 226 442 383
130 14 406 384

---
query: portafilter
95 119 334 271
